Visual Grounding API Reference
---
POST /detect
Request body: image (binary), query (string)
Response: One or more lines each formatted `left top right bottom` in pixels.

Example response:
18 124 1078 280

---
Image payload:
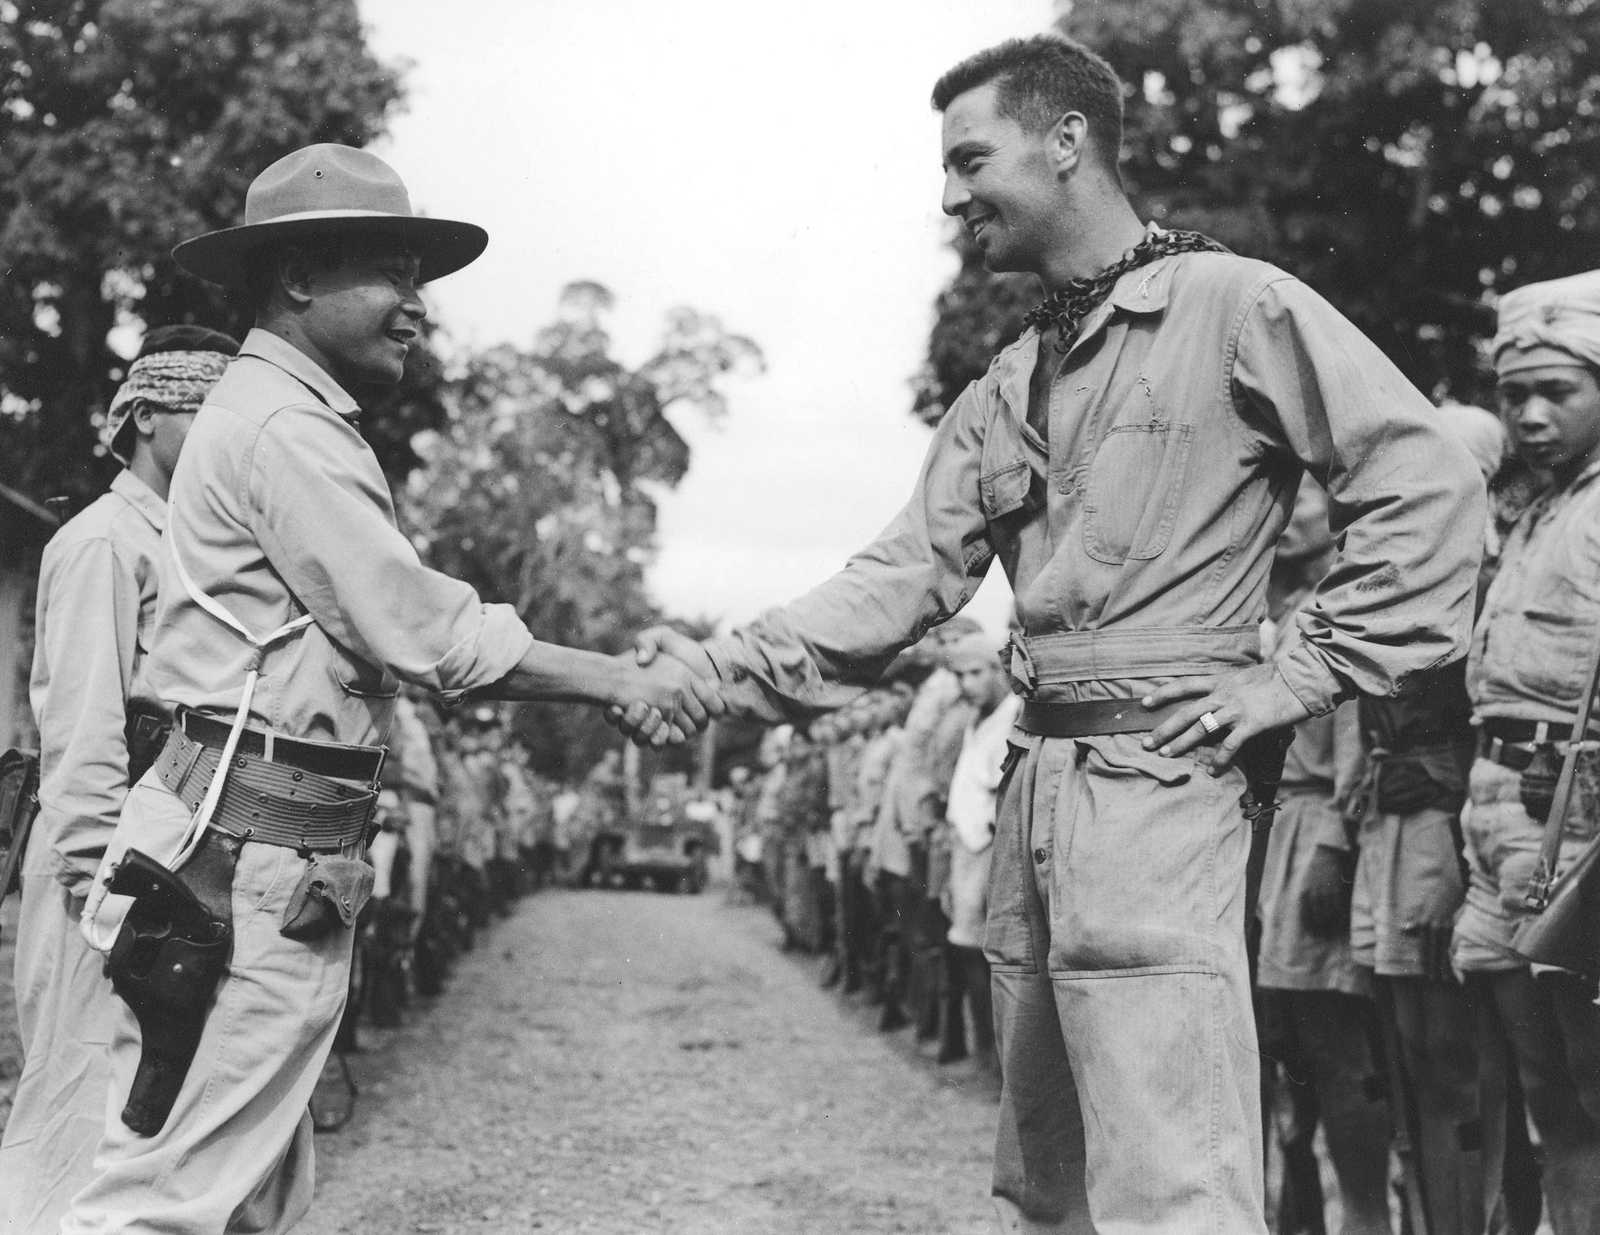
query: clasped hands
604 626 724 747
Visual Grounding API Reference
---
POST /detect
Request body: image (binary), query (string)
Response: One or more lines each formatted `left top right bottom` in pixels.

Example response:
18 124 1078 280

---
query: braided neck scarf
1023 228 1230 354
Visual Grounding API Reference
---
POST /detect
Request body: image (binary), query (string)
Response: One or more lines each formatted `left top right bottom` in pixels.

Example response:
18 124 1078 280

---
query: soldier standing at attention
62 144 719 1234
0 326 238 1232
1252 480 1390 1235
1348 402 1510 1235
1453 270 1600 1234
634 34 1482 1231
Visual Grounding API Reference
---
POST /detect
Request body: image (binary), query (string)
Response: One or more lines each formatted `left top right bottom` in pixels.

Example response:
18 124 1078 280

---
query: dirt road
296 888 1001 1235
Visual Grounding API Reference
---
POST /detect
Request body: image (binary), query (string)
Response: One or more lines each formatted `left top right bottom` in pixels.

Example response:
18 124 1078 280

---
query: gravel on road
295 887 1001 1235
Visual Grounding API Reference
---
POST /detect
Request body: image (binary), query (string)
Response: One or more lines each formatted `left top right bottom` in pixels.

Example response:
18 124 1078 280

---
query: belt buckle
1007 637 1038 696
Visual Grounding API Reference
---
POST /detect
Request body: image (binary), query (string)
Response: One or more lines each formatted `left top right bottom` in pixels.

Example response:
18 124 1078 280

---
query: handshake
603 626 726 747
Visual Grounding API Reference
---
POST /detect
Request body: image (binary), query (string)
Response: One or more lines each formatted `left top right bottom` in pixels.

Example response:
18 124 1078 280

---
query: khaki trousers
62 781 354 1234
986 734 1266 1234
0 862 114 1232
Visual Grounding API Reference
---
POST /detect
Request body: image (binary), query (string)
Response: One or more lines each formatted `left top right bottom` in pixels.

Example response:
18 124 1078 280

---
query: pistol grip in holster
105 845 234 1136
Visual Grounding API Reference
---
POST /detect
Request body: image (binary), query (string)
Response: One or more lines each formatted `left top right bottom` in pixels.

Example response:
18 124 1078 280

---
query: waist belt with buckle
1017 697 1191 739
179 709 385 782
154 720 379 853
1478 717 1600 772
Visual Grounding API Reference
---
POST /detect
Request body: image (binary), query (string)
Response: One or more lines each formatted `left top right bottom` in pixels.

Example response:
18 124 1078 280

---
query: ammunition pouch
105 840 235 1135
280 853 374 941
1519 745 1562 824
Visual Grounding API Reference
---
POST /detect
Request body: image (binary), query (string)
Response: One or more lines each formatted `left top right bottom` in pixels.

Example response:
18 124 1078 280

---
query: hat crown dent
173 142 488 286
246 144 413 224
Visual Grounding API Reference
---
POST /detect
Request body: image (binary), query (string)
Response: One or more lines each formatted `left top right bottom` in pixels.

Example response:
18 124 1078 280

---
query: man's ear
1050 111 1089 177
130 400 160 441
277 247 318 307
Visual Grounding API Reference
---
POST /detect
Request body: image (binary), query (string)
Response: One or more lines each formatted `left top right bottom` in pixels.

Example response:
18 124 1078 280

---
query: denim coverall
704 250 1483 1232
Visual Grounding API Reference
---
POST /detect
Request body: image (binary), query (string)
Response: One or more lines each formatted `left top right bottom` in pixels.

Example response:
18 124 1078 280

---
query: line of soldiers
356 697 567 1025
726 265 1600 1235
729 620 1018 1074
1245 270 1600 1235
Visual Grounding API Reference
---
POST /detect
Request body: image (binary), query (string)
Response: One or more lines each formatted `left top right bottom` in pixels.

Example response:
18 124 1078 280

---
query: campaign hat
173 144 487 287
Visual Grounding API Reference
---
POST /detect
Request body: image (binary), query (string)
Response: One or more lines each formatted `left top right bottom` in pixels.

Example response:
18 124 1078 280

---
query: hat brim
172 212 488 287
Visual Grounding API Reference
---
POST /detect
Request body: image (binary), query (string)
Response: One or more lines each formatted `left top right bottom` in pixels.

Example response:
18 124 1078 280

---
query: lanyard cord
81 484 313 951
162 527 313 870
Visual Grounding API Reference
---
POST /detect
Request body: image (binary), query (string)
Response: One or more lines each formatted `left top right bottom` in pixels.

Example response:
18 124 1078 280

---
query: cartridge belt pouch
280 852 375 941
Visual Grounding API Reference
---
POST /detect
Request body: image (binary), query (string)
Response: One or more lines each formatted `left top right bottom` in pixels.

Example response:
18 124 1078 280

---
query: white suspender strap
163 530 313 870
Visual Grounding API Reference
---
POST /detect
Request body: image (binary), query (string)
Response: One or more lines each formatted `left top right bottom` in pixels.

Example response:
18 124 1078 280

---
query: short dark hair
238 238 347 318
137 324 240 360
931 34 1126 167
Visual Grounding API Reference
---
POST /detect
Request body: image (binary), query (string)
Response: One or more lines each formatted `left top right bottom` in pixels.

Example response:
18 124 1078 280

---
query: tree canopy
406 282 762 779
914 0 1600 423
0 0 411 502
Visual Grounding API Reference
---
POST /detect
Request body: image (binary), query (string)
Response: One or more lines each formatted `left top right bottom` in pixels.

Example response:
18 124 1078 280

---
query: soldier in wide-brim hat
62 145 719 1234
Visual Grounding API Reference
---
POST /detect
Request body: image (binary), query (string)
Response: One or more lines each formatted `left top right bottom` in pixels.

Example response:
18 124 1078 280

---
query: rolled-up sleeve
1232 279 1484 713
31 538 140 891
704 387 995 722
246 404 532 698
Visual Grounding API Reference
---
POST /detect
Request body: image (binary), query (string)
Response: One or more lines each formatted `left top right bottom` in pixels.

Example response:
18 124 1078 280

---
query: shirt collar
990 222 1176 437
237 327 363 423
110 468 167 534
1553 457 1600 501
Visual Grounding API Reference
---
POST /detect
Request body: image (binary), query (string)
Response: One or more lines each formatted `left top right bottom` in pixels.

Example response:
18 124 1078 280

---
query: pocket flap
981 460 1034 520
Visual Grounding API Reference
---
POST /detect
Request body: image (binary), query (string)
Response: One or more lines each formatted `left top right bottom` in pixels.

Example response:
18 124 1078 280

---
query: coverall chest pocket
1082 421 1194 565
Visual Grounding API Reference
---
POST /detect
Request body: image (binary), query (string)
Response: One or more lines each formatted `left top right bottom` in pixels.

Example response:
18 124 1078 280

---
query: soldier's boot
914 947 943 1042
937 989 968 1064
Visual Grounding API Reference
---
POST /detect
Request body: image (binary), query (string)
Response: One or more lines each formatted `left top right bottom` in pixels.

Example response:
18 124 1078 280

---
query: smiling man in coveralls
633 34 1483 1233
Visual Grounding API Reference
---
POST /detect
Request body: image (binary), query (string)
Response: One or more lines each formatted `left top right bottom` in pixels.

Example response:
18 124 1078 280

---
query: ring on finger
1199 710 1223 735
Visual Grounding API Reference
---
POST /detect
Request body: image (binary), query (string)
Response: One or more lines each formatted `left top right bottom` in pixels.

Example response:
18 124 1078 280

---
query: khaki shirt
29 471 165 890
1469 459 1600 724
141 329 532 746
704 252 1482 720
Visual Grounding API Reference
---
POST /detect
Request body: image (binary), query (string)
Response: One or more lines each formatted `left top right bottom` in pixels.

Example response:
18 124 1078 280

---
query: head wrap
1436 400 1505 482
1492 271 1600 377
102 326 238 464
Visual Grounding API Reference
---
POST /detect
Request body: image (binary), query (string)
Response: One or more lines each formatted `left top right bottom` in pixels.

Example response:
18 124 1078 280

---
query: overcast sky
360 0 1056 638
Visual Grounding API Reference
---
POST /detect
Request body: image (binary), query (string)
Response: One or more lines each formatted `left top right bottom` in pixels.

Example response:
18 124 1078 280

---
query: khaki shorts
1350 804 1466 977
